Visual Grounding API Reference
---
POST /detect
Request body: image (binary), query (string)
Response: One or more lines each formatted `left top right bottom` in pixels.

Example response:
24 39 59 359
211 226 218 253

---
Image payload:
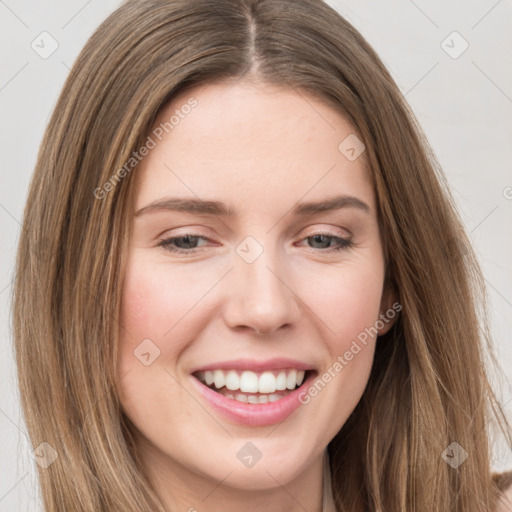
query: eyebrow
134 194 371 217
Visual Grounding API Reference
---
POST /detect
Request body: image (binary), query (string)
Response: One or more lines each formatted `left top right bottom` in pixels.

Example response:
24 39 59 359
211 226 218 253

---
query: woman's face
117 80 394 499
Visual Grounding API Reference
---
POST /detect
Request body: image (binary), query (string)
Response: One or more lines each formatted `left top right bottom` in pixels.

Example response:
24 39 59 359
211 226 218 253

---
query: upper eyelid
158 233 353 260
161 231 348 239
158 229 351 247
158 223 352 239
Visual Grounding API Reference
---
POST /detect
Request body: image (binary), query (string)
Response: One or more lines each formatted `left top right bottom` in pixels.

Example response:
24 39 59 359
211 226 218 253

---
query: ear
377 282 400 336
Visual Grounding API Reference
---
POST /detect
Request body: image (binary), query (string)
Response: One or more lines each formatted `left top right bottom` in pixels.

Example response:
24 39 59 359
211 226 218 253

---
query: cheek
117 253 225 401
119 254 204 350
303 269 382 417
302 261 384 343
117 257 189 399
299 258 384 404
117 257 193 427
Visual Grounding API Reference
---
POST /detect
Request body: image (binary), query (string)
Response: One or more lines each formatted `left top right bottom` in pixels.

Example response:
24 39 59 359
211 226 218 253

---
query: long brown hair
12 0 511 510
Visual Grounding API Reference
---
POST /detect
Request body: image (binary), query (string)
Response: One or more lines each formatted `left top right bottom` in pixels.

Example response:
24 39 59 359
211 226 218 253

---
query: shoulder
493 471 512 512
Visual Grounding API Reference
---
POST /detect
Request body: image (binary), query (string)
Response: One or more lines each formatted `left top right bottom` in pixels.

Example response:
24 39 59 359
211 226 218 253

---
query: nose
222 246 302 336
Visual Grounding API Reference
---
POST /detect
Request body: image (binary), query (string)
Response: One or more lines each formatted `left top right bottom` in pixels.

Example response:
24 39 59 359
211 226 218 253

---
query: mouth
192 368 314 405
189 358 318 426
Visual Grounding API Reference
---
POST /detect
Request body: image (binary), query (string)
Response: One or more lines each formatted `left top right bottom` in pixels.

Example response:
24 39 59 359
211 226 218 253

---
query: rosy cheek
121 254 171 332
123 287 148 326
119 259 198 360
309 268 382 341
118 256 166 364
120 280 151 341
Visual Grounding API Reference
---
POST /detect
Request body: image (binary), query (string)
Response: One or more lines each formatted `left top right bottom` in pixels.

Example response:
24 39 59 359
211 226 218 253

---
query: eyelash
157 232 354 255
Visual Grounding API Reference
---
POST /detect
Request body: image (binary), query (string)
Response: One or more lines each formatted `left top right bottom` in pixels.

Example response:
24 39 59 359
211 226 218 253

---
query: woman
12 0 512 510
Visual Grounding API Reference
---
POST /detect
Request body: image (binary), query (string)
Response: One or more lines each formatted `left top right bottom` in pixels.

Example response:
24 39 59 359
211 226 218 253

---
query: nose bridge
223 236 301 335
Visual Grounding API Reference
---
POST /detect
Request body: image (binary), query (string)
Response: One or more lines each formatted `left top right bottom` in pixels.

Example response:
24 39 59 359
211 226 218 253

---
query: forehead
133 81 375 215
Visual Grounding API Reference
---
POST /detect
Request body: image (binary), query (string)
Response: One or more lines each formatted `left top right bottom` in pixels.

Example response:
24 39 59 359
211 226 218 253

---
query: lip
190 370 317 427
189 357 315 373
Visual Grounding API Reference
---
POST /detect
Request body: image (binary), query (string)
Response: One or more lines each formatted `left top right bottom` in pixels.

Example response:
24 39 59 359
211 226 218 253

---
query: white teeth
258 371 276 393
286 369 297 390
196 368 309 394
213 370 225 389
234 391 285 404
205 371 214 386
275 371 287 390
240 371 259 393
225 370 240 391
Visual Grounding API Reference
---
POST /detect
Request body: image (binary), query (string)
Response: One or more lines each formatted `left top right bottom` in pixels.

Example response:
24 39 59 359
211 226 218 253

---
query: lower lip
190 372 316 427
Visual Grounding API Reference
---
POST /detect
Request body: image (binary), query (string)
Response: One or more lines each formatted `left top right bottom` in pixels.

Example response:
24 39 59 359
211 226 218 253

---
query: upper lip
190 358 316 374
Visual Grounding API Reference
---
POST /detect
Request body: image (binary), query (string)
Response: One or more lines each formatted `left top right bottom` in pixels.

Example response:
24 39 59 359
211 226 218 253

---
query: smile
190 359 317 426
194 369 308 404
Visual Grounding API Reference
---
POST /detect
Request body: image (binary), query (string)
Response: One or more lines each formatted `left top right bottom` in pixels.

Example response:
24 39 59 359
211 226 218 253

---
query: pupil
311 235 329 248
179 235 198 249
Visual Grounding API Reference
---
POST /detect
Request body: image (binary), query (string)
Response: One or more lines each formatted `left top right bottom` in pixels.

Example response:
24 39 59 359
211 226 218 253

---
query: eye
157 231 354 256
297 233 353 252
158 234 212 254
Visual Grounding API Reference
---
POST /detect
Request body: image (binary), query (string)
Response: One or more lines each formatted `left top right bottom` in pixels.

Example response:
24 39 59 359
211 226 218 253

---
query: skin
117 79 396 512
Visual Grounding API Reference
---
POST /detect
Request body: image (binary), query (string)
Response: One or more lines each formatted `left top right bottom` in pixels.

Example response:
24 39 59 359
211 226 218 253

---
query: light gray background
1 1 511 510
